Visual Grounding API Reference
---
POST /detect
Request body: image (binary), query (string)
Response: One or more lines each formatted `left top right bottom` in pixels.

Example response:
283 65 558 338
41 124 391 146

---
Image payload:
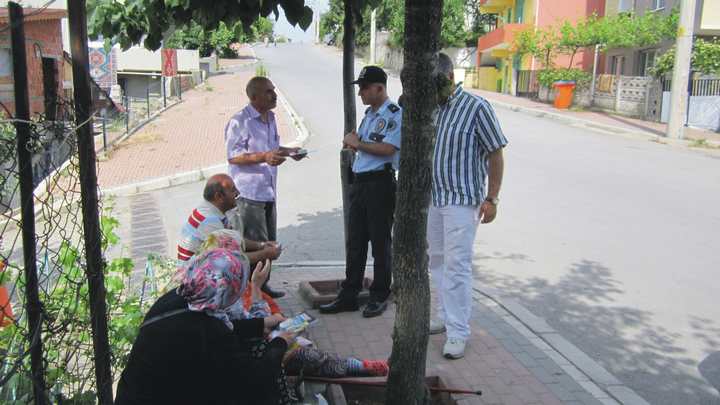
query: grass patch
689 138 720 149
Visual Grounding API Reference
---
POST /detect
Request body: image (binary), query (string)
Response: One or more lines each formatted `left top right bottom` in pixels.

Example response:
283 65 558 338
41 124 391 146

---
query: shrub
537 68 592 89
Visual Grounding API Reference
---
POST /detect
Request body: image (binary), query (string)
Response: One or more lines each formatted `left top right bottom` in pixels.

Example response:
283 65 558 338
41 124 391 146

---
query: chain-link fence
0 106 161 405
0 3 163 403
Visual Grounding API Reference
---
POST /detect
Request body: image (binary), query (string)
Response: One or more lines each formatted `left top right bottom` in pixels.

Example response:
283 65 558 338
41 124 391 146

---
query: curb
275 86 311 148
273 260 645 405
485 98 720 151
473 285 649 405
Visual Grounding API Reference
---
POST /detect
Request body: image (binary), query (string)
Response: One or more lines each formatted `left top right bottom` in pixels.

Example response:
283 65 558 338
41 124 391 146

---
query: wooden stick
300 376 482 396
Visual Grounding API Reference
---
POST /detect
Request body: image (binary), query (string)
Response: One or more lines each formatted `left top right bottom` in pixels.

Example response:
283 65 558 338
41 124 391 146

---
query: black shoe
261 284 285 299
319 298 359 314
362 301 387 318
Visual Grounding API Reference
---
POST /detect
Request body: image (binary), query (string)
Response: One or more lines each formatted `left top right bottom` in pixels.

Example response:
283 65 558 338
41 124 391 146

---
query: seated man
177 173 284 297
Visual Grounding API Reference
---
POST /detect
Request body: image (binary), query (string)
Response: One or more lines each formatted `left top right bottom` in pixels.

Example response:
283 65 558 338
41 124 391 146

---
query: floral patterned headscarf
176 247 249 330
199 229 245 253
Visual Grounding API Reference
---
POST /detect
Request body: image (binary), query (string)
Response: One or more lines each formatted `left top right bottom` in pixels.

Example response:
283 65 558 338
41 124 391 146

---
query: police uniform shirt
352 98 402 174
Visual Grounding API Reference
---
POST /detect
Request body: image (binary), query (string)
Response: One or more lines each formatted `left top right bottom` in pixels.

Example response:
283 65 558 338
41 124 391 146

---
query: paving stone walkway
97 50 295 189
272 266 616 405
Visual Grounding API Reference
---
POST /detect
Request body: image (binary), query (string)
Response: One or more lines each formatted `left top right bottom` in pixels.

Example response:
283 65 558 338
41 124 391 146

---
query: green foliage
210 22 237 58
320 0 489 49
603 9 678 49
537 68 592 89
255 64 269 77
320 0 386 47
515 10 678 70
166 18 274 58
651 38 720 77
384 0 489 49
0 206 160 400
88 0 310 51
514 27 557 68
165 23 213 56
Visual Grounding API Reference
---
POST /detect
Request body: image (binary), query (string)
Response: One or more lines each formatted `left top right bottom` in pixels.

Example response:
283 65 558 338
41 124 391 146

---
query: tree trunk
385 0 443 404
340 0 356 253
568 48 577 69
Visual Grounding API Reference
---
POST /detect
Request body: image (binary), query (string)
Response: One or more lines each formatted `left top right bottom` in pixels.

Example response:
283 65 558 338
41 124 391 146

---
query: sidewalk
467 89 720 146
272 265 633 405
97 49 296 190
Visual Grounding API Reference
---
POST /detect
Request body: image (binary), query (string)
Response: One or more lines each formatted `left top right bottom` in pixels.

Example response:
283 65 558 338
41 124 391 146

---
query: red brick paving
274 268 588 405
97 53 295 189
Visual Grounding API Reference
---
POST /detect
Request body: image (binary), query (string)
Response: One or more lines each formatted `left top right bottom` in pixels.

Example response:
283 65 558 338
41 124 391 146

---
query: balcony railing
477 23 528 52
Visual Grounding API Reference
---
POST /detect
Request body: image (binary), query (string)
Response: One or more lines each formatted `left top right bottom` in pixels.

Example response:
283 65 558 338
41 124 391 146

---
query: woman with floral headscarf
198 230 390 382
115 248 291 405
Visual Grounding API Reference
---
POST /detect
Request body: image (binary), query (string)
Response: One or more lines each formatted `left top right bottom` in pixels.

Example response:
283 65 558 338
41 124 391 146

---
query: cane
300 376 482 396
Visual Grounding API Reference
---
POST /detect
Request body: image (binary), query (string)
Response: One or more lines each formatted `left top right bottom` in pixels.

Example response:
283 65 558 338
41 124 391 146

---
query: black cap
351 66 387 85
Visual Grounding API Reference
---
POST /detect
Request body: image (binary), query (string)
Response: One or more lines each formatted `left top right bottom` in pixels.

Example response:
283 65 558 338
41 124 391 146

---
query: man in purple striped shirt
225 76 306 298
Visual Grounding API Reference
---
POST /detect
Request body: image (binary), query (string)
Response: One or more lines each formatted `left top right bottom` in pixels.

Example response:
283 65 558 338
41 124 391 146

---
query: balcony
477 23 528 55
479 0 513 13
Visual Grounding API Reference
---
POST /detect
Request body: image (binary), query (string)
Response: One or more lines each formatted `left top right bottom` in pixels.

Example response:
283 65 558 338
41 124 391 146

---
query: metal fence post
162 76 167 108
9 3 48 403
101 108 107 151
178 76 182 100
125 95 130 134
614 76 623 112
67 0 114 402
146 87 150 119
685 71 694 126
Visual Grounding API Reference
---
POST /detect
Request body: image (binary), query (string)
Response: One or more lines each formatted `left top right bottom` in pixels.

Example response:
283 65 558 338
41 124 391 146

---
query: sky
272 0 329 43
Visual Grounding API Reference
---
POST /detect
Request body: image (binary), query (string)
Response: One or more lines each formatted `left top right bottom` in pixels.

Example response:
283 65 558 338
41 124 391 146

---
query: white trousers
427 204 479 340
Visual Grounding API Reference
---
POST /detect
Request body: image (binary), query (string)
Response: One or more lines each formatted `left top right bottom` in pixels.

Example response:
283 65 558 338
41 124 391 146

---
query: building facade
0 8 66 118
604 0 720 76
476 0 606 94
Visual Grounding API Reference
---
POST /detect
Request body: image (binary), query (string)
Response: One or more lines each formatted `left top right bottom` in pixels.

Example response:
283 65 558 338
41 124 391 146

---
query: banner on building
162 49 178 77
88 46 117 88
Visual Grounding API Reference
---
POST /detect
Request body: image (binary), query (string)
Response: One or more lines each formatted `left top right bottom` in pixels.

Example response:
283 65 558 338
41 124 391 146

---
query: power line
0 0 58 35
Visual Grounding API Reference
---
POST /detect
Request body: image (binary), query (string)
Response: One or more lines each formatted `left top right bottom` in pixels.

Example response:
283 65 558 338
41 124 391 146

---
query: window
0 48 11 77
638 49 658 76
618 0 633 13
610 55 625 75
652 0 665 11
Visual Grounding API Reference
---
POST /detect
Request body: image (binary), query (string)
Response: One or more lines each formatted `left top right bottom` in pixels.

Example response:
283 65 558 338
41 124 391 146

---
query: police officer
320 66 402 318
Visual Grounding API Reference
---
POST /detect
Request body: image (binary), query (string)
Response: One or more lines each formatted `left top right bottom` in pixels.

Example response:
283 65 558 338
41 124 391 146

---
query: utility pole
666 0 697 139
370 8 377 64
589 44 600 105
9 3 47 403
315 1 321 44
340 0 356 267
67 0 114 403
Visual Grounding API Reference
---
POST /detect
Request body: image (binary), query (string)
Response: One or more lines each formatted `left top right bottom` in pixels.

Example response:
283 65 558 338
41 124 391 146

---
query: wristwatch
485 196 500 206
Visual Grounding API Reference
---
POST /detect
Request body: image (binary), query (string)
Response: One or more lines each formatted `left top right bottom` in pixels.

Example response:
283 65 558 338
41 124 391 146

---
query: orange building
476 0 605 94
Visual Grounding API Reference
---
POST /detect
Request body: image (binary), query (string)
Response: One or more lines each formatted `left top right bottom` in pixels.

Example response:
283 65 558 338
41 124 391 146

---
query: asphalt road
250 43 720 405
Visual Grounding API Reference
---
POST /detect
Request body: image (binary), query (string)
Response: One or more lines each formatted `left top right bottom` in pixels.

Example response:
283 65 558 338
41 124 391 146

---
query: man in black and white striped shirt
429 53 508 359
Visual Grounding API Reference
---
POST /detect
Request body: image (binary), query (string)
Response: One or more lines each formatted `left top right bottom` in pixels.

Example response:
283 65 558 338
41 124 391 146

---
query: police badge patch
375 119 386 132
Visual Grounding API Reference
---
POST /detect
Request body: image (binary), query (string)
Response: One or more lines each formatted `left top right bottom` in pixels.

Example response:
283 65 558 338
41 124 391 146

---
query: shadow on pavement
277 208 345 263
473 259 720 405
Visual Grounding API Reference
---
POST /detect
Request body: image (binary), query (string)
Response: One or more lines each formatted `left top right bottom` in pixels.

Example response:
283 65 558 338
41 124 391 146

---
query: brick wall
0 18 65 117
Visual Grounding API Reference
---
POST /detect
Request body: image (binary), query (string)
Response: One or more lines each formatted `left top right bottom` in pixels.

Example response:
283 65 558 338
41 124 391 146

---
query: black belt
353 169 394 183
